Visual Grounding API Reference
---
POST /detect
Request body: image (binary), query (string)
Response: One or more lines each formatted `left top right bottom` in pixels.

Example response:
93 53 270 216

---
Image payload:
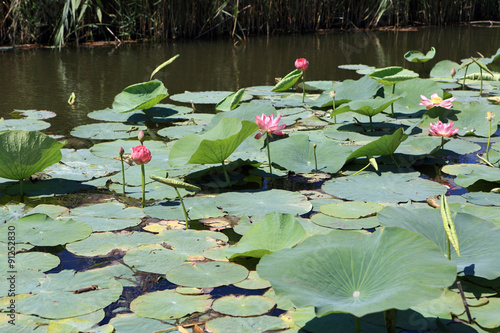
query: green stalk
480 67 483 96
352 162 371 176
354 316 360 333
441 136 445 159
391 84 395 116
301 72 306 103
313 143 318 173
266 134 273 177
120 156 126 196
221 161 231 187
462 65 468 90
384 309 397 333
141 164 146 208
19 179 24 203
174 187 189 229
369 116 373 131
486 119 492 162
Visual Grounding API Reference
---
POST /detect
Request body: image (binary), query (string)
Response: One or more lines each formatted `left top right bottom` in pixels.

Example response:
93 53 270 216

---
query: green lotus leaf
271 69 303 92
226 212 306 259
0 118 51 132
88 104 193 123
457 297 500 328
11 110 57 120
70 123 147 140
215 189 312 216
66 202 144 232
395 136 442 156
123 244 188 275
1 213 91 246
150 174 200 191
150 54 180 80
389 78 445 115
216 88 246 111
0 251 59 273
205 315 288 333
270 134 353 174
157 230 221 257
166 261 248 288
168 118 258 167
170 90 252 104
310 214 380 230
157 124 205 139
233 271 272 290
320 201 383 218
257 227 456 318
338 64 377 74
346 128 408 161
322 171 447 203
0 130 65 181
331 94 404 118
462 192 500 206
0 270 44 297
205 101 277 131
461 203 500 226
109 314 179 333
442 164 500 187
369 66 419 85
212 295 276 317
112 80 168 113
16 269 123 319
66 231 160 257
145 196 223 222
404 47 436 63
378 206 500 279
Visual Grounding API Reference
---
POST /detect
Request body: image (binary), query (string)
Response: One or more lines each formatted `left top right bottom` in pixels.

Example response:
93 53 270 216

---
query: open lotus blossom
295 58 309 71
131 145 152 165
420 93 456 109
255 113 286 139
429 121 459 137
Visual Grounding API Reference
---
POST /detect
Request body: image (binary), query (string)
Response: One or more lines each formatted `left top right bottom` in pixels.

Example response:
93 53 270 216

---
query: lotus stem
486 117 492 162
354 316 360 333
221 161 231 187
456 281 473 323
141 164 146 208
479 67 483 96
301 72 305 103
313 143 318 173
120 156 126 196
441 136 445 160
390 154 399 169
384 309 397 333
266 134 273 178
19 179 24 203
369 116 373 131
462 65 468 90
174 187 189 229
391 85 395 117
446 236 451 261
352 162 371 176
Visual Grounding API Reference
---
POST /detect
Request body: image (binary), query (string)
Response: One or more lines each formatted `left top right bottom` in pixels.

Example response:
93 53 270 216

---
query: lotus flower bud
486 111 494 122
295 58 309 71
450 68 456 77
118 147 124 156
138 130 145 144
131 145 152 165
329 91 336 99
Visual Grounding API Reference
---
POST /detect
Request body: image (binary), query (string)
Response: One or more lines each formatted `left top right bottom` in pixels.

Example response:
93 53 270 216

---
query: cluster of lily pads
1 48 500 333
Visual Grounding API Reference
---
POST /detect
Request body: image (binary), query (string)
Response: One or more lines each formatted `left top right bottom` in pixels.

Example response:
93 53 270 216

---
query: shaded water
1 25 499 136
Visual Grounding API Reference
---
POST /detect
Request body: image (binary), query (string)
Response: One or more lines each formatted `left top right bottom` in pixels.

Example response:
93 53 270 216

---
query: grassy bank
1 0 499 47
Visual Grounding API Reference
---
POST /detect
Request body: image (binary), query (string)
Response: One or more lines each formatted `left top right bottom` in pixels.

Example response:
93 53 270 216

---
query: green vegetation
1 0 499 47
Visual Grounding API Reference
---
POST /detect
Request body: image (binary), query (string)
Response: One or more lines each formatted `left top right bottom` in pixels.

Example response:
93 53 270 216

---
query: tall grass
1 0 499 47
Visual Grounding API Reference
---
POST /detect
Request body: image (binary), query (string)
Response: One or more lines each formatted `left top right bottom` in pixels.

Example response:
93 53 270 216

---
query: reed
1 0 499 47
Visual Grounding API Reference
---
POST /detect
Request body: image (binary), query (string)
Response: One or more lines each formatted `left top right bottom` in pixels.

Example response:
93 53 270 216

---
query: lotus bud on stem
329 90 336 124
450 68 456 78
486 111 494 162
295 58 309 103
313 143 318 173
138 130 145 145
118 147 126 196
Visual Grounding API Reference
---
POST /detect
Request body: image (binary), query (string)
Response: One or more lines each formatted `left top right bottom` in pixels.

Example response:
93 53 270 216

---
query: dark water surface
1 25 499 136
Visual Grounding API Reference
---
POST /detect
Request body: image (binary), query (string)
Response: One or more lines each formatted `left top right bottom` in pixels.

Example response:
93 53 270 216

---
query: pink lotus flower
255 113 286 139
295 58 309 71
131 145 152 165
419 93 456 109
429 121 459 137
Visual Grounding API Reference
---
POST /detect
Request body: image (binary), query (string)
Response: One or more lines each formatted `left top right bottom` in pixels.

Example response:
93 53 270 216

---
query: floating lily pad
215 190 312 216
257 227 456 318
322 171 447 203
226 212 306 259
67 202 144 232
88 104 193 122
320 201 383 218
166 261 248 288
430 60 460 79
71 123 147 140
109 313 180 333
0 251 59 272
378 206 500 279
461 203 500 226
123 244 188 274
395 136 442 156
404 47 436 63
442 164 500 187
112 80 168 112
270 134 353 174
12 109 57 120
390 78 444 115
310 214 380 229
16 269 123 319
170 91 252 104
233 271 272 290
205 101 277 131
0 118 51 131
212 295 276 317
338 64 377 74
205 315 288 333
462 192 500 206
1 213 92 246
157 124 205 139
369 66 419 85
331 95 404 120
66 231 160 257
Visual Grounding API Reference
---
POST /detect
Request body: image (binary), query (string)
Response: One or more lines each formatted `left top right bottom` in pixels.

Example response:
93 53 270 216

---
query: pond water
1 25 499 136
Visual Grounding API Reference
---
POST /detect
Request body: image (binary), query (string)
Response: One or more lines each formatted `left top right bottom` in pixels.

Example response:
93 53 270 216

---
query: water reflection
0 25 498 135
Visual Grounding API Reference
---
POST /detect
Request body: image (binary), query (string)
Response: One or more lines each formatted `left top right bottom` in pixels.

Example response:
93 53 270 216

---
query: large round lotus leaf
0 251 59 272
166 261 248 288
369 66 419 85
461 204 500 226
404 47 436 63
158 229 228 256
332 75 382 102
442 164 500 187
130 289 212 320
67 202 144 232
45 311 107 333
378 206 500 279
205 315 288 333
269 135 353 174
212 295 276 317
112 80 168 112
28 204 69 218
146 196 223 221
2 178 94 197
169 118 259 167
0 213 92 246
123 244 188 274
0 313 50 332
0 118 51 132
87 262 137 287
322 171 446 203
66 231 160 257
331 94 404 119
338 64 376 74
233 270 272 290
157 124 205 139
44 149 122 181
430 60 460 79
0 203 31 223
91 139 169 162
88 104 192 122
310 214 380 230
0 130 65 181
257 227 457 318
442 138 481 155
170 91 252 104
320 201 383 218
12 109 57 120
70 123 147 140
215 189 312 216
16 270 122 319
395 136 442 156
462 192 500 206
458 297 500 328
389 78 444 115
109 173 191 201
225 212 306 259
205 101 276 131
109 313 180 333
0 270 44 297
